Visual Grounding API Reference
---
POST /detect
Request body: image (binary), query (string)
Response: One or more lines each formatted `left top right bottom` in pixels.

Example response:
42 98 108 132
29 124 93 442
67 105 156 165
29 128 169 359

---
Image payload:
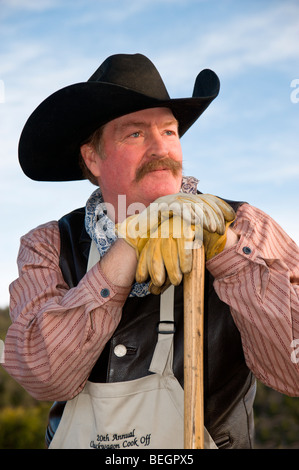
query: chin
144 187 180 206
144 174 181 200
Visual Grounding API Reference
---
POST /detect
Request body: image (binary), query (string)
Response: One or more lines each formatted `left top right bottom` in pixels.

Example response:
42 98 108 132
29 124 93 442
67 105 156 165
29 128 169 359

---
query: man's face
95 107 183 218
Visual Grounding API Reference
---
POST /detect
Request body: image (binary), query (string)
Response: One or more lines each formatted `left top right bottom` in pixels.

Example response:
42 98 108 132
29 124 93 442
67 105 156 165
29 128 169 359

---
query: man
3 53 299 449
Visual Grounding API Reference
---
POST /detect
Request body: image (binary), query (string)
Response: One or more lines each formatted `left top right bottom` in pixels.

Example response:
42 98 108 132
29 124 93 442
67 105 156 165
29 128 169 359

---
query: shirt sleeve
3 221 131 401
207 203 299 396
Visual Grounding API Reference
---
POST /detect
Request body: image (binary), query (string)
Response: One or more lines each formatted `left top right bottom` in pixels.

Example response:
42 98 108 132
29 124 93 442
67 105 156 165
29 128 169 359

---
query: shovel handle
183 244 205 449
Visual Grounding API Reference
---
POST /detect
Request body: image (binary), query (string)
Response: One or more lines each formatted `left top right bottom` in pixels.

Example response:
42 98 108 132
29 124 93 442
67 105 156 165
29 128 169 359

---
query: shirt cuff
206 236 258 280
83 261 131 304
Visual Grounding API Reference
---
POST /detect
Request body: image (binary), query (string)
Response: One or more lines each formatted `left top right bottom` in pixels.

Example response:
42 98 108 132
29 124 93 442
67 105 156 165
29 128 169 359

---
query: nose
147 128 169 158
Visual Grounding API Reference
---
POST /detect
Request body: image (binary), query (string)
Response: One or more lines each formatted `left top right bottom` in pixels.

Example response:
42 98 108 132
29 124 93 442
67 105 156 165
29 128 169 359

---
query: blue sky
0 0 298 307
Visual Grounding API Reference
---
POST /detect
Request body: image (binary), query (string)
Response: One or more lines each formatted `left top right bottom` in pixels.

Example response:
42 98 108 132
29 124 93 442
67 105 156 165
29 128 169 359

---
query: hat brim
19 75 219 181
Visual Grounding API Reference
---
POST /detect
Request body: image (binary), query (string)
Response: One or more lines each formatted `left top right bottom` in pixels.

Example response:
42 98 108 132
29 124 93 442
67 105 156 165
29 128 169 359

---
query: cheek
102 158 134 192
114 159 135 182
171 141 183 162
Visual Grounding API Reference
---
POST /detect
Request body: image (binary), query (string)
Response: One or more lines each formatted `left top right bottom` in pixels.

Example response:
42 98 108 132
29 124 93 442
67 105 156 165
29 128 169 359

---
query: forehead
104 107 178 134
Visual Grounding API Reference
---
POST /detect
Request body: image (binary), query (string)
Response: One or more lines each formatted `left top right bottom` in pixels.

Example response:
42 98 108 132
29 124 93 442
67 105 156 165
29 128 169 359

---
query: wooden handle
183 244 205 449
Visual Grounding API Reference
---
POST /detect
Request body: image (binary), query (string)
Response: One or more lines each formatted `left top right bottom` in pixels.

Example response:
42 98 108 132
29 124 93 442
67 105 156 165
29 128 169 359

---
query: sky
0 0 298 308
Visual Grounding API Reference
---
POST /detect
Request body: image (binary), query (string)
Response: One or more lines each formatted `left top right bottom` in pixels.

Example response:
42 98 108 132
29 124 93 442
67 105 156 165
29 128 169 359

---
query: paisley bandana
84 176 199 297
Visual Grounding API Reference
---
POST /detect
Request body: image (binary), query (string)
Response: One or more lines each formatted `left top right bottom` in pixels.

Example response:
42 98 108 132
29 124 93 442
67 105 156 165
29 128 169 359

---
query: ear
80 143 101 178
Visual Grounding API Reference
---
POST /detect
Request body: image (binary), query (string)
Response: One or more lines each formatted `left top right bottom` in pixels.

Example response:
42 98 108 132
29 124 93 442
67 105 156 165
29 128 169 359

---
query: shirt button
242 246 252 255
100 288 110 298
114 344 127 357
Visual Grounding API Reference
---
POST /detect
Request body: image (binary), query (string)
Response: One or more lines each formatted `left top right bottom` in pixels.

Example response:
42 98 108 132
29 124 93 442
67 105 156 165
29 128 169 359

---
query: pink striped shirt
3 203 299 400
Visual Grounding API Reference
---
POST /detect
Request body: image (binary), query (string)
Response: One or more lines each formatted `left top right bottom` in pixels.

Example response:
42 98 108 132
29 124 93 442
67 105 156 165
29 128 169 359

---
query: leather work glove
203 220 234 260
199 194 236 260
135 214 198 287
136 205 234 294
147 211 234 296
115 192 211 256
116 193 235 293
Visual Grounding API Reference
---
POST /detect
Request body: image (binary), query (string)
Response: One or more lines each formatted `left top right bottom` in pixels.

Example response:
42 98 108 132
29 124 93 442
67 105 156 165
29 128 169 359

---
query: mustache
134 158 182 183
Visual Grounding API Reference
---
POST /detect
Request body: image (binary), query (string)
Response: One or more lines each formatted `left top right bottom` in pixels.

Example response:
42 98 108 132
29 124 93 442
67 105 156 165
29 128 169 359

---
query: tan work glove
135 214 197 287
199 194 236 260
116 193 235 294
115 192 210 255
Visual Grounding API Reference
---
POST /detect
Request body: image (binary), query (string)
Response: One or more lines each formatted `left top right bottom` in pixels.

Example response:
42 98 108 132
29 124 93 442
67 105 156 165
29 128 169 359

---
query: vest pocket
215 435 231 449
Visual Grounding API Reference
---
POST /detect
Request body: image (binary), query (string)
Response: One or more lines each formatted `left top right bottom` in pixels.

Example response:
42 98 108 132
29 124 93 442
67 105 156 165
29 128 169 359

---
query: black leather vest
46 200 256 449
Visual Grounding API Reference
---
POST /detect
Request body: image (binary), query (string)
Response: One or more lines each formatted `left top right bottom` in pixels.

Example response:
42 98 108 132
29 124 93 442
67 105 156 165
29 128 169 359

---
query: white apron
49 242 217 449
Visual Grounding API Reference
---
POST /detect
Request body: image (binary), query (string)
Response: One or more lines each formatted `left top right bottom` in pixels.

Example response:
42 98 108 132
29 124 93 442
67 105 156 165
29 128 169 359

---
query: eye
130 131 141 138
164 129 177 136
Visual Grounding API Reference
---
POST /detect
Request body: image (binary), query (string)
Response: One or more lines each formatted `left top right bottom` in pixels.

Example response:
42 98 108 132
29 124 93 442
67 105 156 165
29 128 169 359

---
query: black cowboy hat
18 53 220 182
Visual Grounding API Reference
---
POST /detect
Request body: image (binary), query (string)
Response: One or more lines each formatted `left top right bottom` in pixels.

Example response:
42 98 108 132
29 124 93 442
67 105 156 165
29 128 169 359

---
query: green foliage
1 307 299 449
0 306 10 338
254 381 299 449
0 405 50 449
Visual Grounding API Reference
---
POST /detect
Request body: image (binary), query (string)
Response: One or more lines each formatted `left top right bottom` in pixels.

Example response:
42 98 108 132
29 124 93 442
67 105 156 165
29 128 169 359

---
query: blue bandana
85 176 199 297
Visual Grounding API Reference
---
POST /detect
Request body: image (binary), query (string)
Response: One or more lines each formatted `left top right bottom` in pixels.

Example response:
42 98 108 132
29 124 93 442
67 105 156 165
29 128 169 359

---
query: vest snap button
114 344 127 357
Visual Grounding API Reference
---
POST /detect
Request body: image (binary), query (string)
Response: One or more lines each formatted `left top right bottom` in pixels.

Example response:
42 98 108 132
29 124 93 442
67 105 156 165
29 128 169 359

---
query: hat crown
88 53 170 100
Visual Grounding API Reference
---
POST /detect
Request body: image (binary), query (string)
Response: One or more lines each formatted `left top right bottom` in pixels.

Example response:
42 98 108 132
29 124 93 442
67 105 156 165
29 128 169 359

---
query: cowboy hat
18 53 220 181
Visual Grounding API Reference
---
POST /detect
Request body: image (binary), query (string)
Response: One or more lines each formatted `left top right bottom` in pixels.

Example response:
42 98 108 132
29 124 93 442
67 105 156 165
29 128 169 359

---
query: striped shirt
3 203 299 400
